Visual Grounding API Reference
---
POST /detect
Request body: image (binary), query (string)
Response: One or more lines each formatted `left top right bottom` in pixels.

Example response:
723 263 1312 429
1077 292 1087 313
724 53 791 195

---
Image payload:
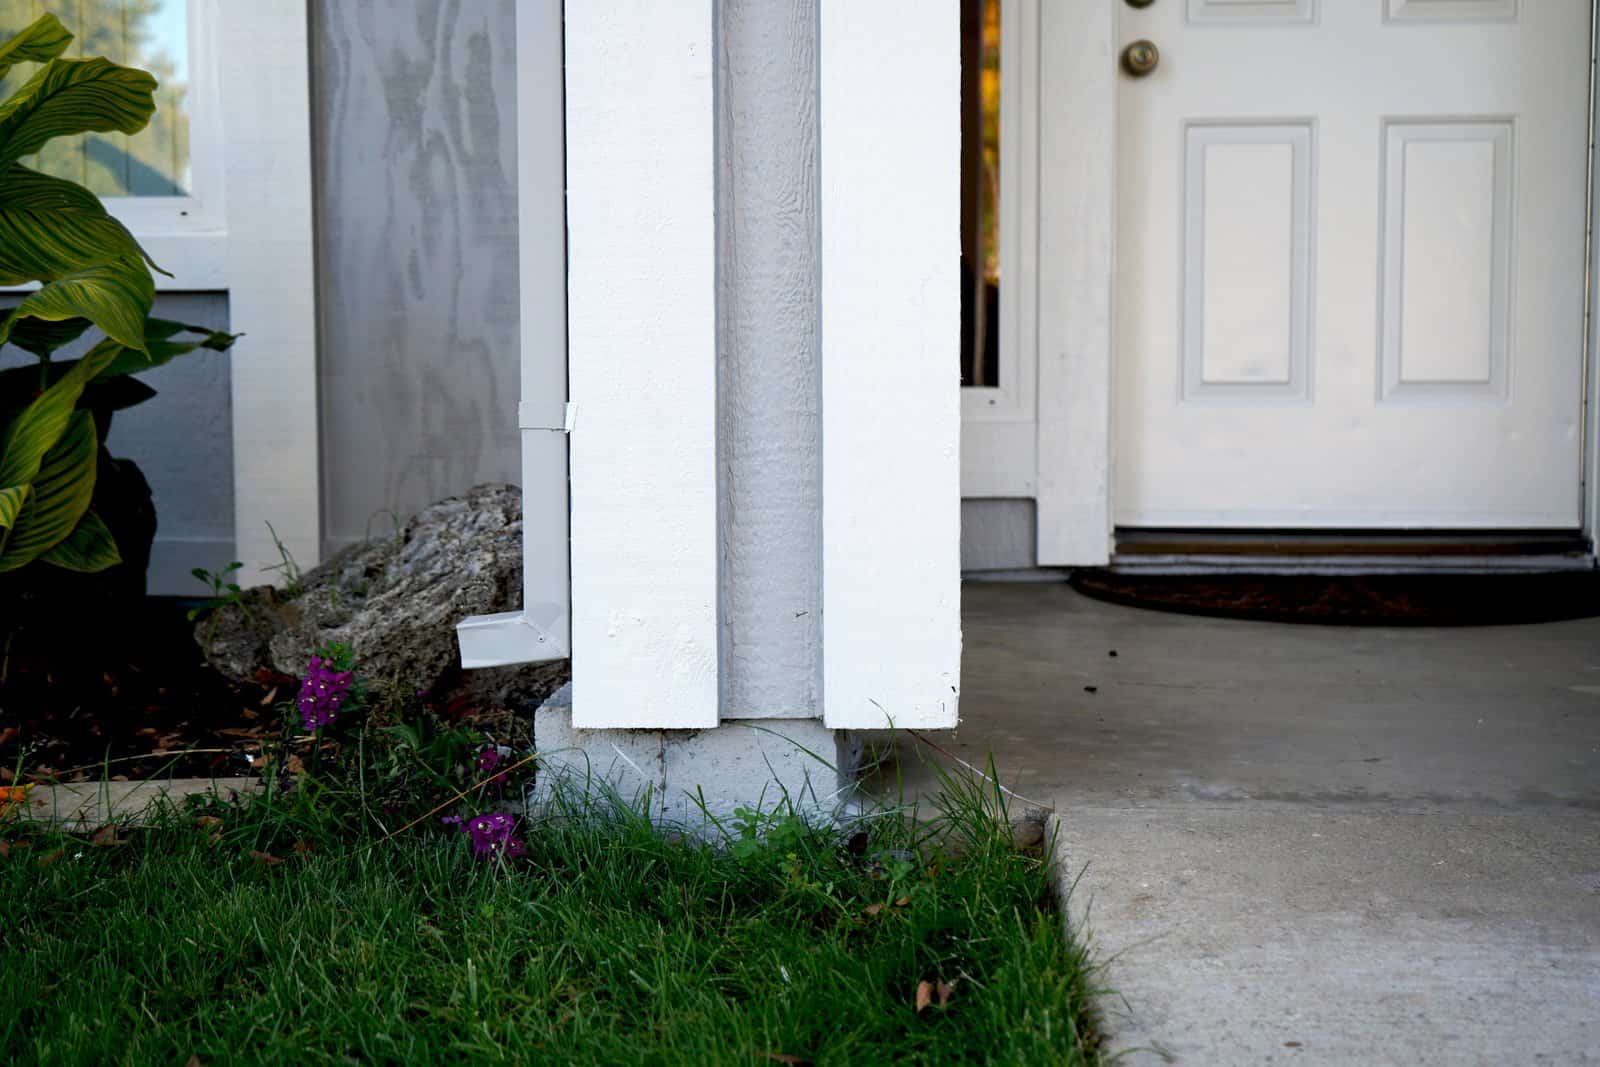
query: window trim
960 0 1041 498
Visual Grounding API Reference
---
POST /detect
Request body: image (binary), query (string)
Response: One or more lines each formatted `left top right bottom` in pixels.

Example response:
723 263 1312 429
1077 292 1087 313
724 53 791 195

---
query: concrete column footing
529 684 861 826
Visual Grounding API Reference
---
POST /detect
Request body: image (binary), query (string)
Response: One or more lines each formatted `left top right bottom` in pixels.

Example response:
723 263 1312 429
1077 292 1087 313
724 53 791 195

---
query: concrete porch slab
883 581 1600 1065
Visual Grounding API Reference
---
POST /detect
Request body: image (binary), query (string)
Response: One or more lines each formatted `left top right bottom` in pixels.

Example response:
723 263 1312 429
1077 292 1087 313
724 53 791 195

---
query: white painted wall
819 0 962 730
565 1 720 729
716 0 822 720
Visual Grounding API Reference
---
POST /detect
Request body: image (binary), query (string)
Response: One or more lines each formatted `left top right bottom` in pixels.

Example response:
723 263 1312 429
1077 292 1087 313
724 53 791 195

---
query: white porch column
470 1 961 816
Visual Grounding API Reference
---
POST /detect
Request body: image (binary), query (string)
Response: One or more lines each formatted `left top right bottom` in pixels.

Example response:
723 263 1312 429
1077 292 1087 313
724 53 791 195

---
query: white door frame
1035 0 1600 567
1035 0 1115 566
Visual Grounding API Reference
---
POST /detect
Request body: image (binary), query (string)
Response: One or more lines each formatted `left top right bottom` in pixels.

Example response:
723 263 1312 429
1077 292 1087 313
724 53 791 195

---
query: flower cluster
475 746 510 788
445 811 527 861
297 655 354 732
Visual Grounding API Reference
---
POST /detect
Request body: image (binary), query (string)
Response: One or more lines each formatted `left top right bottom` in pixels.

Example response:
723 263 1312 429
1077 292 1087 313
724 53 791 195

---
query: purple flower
475 746 510 788
297 655 354 731
453 810 525 862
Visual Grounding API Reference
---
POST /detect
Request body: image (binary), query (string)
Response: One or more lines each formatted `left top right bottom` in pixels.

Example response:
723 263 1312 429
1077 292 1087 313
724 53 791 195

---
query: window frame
99 0 228 290
960 0 1041 498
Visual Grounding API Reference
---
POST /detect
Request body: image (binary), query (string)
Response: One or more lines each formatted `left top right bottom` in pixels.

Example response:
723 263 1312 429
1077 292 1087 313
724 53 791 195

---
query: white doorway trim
962 0 1040 499
1585 0 1600 551
1035 0 1115 566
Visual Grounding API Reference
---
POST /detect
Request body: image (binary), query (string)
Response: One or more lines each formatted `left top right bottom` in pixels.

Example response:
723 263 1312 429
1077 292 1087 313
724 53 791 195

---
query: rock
197 484 569 703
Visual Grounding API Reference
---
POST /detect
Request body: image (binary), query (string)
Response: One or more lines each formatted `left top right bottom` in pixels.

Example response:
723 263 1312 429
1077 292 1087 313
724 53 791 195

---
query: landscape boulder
197 483 568 705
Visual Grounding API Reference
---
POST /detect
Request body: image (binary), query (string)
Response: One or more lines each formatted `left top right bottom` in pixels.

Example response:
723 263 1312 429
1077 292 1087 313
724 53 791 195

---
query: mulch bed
1070 569 1600 626
0 598 530 787
0 599 290 784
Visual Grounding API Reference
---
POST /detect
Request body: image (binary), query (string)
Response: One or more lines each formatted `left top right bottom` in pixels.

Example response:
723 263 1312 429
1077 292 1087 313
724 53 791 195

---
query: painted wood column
819 0 962 730
564 1 720 729
218 3 321 584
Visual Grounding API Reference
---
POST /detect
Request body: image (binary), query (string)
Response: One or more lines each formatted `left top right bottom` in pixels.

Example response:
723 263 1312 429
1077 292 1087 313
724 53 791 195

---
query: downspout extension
455 400 575 668
456 0 571 671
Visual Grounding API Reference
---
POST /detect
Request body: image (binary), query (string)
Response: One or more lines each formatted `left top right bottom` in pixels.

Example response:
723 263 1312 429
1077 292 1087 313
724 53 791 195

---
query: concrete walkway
896 581 1600 1065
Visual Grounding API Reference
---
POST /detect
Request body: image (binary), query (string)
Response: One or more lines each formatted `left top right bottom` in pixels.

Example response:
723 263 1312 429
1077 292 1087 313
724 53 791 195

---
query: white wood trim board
1035 0 1115 566
564 0 719 729
820 0 962 730
217 3 321 585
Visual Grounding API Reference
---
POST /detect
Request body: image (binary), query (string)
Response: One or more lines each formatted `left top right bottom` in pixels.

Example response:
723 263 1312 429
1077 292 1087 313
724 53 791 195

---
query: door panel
1115 0 1590 528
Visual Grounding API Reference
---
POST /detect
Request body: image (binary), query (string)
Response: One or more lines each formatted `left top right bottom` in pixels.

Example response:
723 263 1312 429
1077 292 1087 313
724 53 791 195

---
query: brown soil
0 599 290 784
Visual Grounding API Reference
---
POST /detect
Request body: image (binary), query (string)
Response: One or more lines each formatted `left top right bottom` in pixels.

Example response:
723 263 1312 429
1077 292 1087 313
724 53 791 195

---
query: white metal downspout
456 0 571 668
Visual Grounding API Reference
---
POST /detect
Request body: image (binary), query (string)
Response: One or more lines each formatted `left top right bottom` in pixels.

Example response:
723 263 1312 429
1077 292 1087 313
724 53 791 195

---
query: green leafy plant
187 560 245 619
0 13 237 577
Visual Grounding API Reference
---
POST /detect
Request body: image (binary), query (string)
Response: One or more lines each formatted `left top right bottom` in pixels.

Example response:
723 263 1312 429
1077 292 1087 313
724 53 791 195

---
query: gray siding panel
716 0 822 719
311 0 522 551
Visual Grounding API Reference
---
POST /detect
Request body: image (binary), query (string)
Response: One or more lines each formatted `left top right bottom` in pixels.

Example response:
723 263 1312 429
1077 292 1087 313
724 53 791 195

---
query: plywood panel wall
311 0 521 551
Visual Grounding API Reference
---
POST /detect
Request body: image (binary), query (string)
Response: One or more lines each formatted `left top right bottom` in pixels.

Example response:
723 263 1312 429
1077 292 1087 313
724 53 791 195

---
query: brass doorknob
1121 39 1160 77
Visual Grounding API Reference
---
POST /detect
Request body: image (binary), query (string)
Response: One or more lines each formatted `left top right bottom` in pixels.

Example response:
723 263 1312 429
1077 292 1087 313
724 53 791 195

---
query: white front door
1114 1 1591 529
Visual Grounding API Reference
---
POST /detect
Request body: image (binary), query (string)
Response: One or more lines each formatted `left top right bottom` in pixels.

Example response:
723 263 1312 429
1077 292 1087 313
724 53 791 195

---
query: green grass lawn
1 778 1102 1065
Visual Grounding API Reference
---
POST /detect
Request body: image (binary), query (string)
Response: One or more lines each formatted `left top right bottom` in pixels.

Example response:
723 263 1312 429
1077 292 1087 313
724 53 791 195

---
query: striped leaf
38 508 119 572
0 14 73 82
0 310 91 357
0 257 153 352
93 321 239 379
0 484 23 529
0 56 157 169
0 407 96 571
0 339 119 528
0 321 237 418
0 164 158 286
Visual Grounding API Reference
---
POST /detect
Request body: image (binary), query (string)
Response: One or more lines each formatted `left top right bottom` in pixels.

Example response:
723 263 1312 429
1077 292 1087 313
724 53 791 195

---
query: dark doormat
1068 569 1600 626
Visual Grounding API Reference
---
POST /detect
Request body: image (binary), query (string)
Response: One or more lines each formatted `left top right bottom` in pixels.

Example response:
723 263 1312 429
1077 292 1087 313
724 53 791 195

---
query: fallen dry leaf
248 850 282 867
915 980 934 1014
89 825 121 848
863 902 885 917
895 896 911 907
756 1053 809 1066
0 784 34 819
0 726 19 746
292 840 312 855
37 847 64 869
0 840 9 859
195 816 223 831
260 687 278 707
936 979 954 1008
286 754 306 776
185 1054 203 1067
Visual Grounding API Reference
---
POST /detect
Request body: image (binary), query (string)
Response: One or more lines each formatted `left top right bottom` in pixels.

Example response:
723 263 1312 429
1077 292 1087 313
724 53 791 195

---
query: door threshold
1111 529 1594 575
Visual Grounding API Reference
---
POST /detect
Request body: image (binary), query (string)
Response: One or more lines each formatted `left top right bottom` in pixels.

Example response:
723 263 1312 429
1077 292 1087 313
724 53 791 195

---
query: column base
529 683 861 826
